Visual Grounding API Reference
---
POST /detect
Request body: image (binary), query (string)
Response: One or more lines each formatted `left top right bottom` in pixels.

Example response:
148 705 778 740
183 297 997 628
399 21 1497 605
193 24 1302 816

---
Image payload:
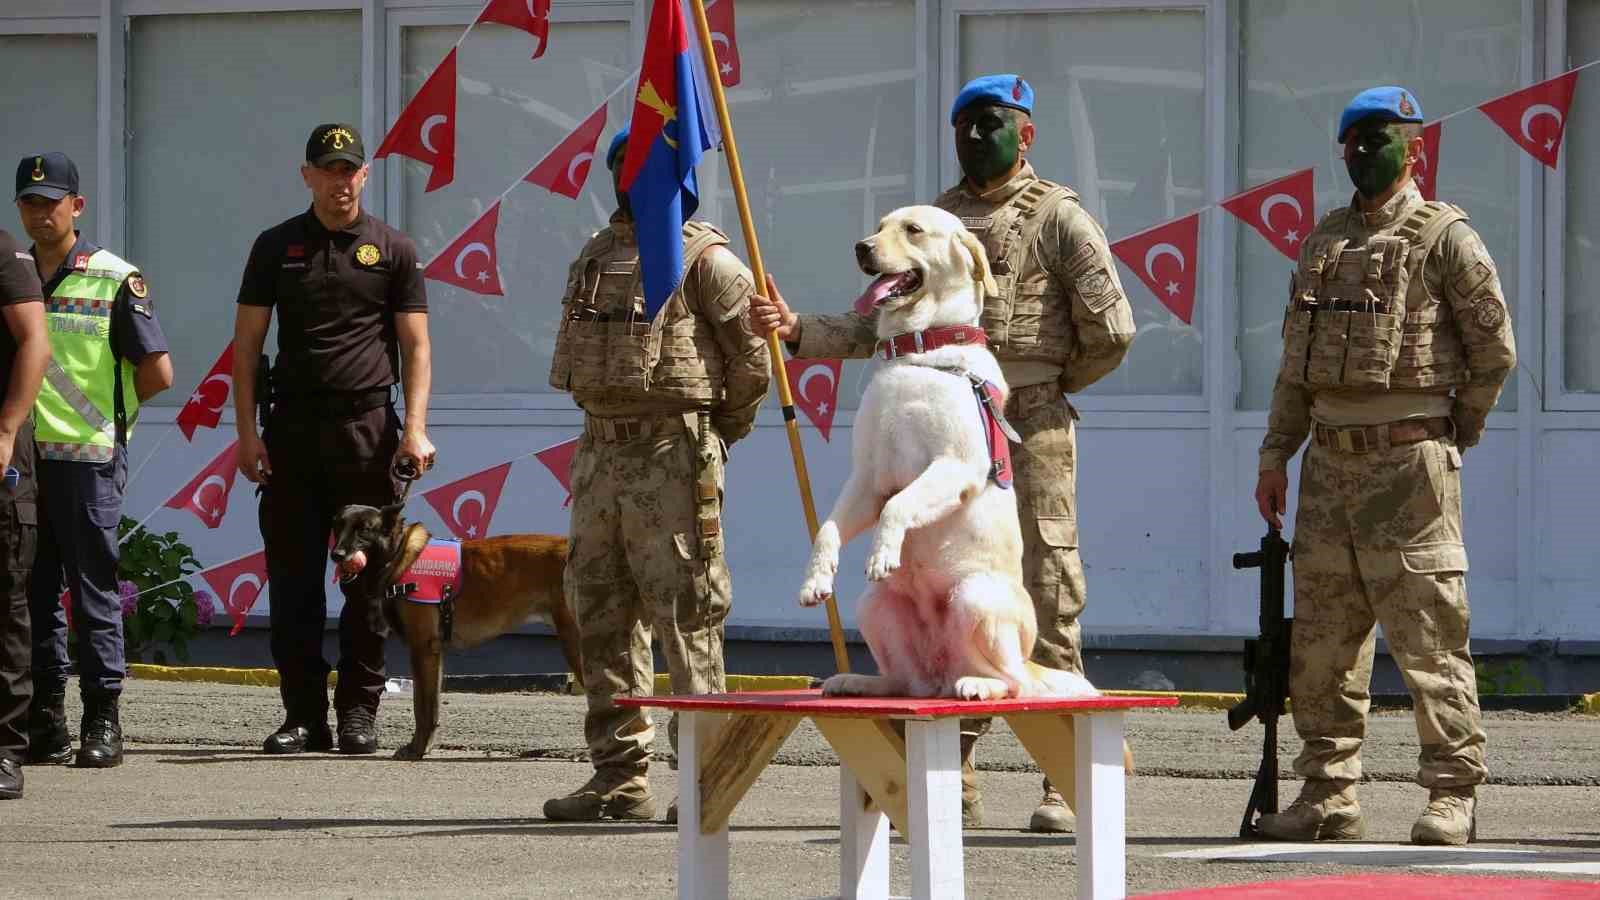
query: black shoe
76 691 124 769
0 758 22 799
337 707 378 755
25 689 73 766
262 721 334 754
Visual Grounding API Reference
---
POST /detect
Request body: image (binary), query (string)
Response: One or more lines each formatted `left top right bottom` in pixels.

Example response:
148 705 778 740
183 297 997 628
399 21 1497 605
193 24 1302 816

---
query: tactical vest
936 178 1077 362
549 221 730 402
1280 201 1468 391
36 249 141 462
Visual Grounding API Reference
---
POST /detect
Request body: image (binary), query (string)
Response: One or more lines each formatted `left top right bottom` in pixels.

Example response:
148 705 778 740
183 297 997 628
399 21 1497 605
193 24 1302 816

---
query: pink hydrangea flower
118 580 138 619
193 590 216 628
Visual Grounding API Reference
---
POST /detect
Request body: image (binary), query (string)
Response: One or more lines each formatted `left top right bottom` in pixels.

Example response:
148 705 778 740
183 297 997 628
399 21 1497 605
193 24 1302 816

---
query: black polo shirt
0 228 44 402
236 207 428 397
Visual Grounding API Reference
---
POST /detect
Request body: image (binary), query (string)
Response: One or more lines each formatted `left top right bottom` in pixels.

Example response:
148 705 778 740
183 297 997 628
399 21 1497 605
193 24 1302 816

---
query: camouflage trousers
1289 432 1487 788
965 383 1089 744
566 416 731 774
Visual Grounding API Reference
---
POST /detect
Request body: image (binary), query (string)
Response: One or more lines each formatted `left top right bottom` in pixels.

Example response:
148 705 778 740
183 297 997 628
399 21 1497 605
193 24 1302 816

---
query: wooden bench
616 690 1177 899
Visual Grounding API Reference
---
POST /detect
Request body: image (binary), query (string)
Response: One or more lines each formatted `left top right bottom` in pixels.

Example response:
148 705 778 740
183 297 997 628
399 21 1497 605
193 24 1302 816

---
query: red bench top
615 689 1178 718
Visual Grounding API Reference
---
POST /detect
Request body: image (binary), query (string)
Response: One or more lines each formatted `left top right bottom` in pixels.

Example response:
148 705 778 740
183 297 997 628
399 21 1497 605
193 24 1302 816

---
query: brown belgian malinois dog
329 502 583 759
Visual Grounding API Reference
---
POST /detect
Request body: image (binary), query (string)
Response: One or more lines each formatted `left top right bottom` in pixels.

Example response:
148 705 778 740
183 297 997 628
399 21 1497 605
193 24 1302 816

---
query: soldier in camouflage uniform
752 74 1136 832
543 128 770 823
1253 87 1516 846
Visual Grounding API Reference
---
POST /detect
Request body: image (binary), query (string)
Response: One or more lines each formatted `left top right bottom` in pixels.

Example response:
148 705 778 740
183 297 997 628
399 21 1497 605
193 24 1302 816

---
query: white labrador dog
800 205 1099 702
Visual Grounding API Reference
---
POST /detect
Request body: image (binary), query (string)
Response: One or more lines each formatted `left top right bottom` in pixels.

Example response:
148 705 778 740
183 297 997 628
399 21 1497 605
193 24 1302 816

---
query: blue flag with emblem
618 0 722 320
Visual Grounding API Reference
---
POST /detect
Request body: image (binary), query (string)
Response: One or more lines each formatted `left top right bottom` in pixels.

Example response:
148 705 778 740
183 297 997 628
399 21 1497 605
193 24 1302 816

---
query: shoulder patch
127 274 149 299
1450 258 1494 300
1471 296 1506 332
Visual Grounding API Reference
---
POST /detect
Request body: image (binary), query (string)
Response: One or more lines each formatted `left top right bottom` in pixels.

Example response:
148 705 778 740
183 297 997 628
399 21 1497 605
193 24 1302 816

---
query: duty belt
583 414 687 443
1312 416 1452 454
272 388 391 419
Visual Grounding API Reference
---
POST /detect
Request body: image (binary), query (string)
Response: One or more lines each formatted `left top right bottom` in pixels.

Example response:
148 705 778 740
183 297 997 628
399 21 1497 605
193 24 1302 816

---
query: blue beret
950 74 1033 126
606 127 630 169
1337 86 1424 142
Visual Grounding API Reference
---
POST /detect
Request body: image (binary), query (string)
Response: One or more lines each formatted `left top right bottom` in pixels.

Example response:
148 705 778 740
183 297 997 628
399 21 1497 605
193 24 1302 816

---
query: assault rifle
1229 526 1292 838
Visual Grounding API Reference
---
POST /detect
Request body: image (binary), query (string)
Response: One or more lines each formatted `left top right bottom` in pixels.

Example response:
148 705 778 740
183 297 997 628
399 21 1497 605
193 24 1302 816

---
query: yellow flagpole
684 0 850 675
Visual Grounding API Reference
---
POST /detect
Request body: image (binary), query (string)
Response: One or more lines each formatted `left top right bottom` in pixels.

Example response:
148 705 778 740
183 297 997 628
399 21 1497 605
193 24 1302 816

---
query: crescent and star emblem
420 114 449 156
1519 103 1563 151
228 574 263 611
453 242 493 284
193 475 229 522
566 152 594 188
1143 243 1186 298
451 490 487 537
189 374 232 414
1258 193 1304 245
797 364 837 412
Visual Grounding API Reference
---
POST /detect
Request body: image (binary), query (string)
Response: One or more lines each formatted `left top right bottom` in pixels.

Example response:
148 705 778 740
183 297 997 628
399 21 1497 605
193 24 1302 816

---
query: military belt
583 414 687 443
1312 416 1452 454
1293 298 1391 314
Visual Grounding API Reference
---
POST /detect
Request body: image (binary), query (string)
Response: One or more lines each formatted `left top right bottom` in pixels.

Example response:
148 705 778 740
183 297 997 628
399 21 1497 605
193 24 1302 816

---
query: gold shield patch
356 244 381 266
127 275 149 299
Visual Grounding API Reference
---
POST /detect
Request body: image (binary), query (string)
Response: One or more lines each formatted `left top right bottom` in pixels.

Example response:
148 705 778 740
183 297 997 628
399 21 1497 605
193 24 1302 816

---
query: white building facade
2 0 1596 667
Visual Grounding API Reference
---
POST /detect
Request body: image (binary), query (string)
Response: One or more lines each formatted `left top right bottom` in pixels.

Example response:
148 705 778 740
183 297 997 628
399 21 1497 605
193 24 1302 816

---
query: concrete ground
2 680 1597 898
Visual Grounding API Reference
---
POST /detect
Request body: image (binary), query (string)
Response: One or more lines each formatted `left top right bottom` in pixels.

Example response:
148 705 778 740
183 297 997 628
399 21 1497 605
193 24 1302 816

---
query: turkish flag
1221 168 1314 262
476 0 550 59
1478 69 1581 169
783 357 842 442
175 340 235 441
534 437 580 507
421 462 512 540
423 201 504 295
703 0 741 87
162 440 240 530
199 549 269 637
1415 122 1442 201
1109 212 1201 325
374 47 458 192
524 102 607 199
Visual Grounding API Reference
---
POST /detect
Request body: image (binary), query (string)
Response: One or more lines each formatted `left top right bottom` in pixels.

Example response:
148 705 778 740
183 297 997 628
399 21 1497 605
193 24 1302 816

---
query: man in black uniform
0 227 50 798
232 124 435 755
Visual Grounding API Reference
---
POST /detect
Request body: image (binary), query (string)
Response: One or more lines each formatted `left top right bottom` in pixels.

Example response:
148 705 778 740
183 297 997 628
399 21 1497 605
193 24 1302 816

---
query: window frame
1543 0 1600 410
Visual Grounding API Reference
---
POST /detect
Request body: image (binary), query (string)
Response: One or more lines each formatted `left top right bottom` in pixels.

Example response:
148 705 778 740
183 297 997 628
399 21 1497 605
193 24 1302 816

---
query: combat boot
1028 779 1075 833
0 757 22 800
76 690 124 768
25 688 73 765
337 706 379 755
959 731 983 827
543 768 656 821
1411 786 1477 846
1256 778 1363 841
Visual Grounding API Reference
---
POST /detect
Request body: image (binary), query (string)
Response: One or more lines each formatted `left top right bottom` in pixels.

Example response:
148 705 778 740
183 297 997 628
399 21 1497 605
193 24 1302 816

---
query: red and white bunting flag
199 549 269 637
1221 168 1314 262
1477 69 1581 169
524 102 607 199
1109 213 1201 325
534 437 580 507
476 0 551 59
423 201 505 295
175 340 234 441
375 48 458 192
162 440 240 530
703 0 742 87
421 462 512 539
1414 121 1442 201
783 357 842 442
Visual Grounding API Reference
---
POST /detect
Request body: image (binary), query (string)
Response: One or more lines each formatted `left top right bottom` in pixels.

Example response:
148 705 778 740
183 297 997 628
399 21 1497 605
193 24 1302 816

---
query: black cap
306 123 365 167
15 152 79 201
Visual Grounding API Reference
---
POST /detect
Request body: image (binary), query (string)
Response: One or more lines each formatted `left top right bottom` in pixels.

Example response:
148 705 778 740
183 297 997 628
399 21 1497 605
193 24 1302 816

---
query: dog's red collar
877 325 988 360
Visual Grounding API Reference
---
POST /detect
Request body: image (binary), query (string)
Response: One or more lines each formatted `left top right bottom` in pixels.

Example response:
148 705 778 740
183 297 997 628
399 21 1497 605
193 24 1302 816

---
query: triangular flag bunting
524 102 607 199
175 340 235 441
1221 168 1314 261
162 440 240 530
1415 122 1442 201
476 0 551 59
783 358 842 442
199 550 269 637
421 462 513 539
423 201 505 296
375 47 458 192
1109 213 1201 324
1477 69 1580 169
534 437 580 508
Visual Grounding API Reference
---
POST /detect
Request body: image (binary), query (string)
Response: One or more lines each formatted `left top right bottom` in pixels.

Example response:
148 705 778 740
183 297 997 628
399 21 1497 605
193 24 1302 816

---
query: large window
0 34 98 249
128 11 362 405
1564 0 1600 395
1235 0 1524 410
957 6 1208 397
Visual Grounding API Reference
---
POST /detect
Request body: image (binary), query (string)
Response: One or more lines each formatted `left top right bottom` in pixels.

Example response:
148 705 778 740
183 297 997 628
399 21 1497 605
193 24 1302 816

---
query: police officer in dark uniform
232 124 435 756
0 226 49 799
16 153 173 770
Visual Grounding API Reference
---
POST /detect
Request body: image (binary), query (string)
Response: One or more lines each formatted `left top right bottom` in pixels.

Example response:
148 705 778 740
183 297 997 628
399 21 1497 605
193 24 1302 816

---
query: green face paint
1344 121 1409 199
955 105 1022 186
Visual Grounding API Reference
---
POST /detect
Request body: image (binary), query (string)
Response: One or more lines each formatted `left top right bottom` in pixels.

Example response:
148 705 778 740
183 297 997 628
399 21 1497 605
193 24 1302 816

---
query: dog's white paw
820 674 867 697
954 677 999 702
798 569 835 608
864 543 901 582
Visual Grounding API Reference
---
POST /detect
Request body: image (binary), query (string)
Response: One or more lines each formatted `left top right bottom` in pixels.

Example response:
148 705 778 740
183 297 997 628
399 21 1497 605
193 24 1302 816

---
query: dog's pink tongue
333 550 367 583
853 272 907 316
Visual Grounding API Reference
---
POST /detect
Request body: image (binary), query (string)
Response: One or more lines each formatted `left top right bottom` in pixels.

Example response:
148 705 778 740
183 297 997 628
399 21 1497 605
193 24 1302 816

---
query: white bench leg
840 765 890 899
1075 712 1126 900
677 710 729 899
906 718 964 900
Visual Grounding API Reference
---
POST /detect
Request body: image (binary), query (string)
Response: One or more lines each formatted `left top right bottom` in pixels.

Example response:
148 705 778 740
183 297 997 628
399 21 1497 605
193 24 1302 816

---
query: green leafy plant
115 516 209 664
1474 658 1543 695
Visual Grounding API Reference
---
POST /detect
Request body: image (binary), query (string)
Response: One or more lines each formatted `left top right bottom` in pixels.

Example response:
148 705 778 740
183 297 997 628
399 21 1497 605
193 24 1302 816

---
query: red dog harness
384 538 465 640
